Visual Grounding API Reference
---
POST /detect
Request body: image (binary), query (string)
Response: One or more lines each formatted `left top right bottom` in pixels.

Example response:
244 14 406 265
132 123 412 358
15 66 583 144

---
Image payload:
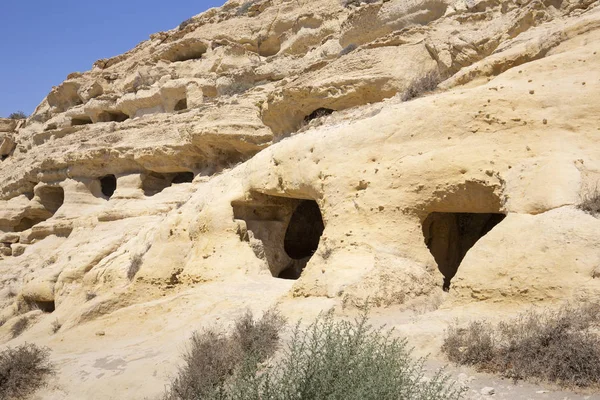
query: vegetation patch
166 310 464 399
179 18 195 31
164 309 284 400
401 71 442 102
8 111 27 120
442 303 600 388
237 0 259 16
0 344 55 399
578 185 600 216
11 316 29 338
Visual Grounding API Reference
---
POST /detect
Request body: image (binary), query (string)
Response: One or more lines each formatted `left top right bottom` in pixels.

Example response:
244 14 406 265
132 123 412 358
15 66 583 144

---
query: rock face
1 0 600 398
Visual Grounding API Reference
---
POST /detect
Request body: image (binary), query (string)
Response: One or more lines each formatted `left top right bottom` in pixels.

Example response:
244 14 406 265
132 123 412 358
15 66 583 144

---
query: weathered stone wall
1 1 600 398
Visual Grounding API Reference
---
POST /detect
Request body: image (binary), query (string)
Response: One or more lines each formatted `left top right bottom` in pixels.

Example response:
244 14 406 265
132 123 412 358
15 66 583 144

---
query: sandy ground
2 280 597 399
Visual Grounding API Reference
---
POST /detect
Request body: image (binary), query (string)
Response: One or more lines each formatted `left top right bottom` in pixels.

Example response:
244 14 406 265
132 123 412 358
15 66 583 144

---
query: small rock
543 119 547 125
96 331 105 336
481 387 495 395
529 90 535 95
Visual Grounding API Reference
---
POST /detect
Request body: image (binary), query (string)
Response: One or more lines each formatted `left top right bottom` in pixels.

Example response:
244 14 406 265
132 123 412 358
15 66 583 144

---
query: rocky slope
1 0 600 398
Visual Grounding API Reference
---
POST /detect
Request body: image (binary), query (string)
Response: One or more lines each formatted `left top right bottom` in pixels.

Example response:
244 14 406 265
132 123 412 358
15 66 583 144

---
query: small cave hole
232 197 325 280
100 175 117 198
422 212 506 291
174 98 188 112
71 116 93 126
171 171 194 184
38 186 65 214
172 49 206 62
142 172 171 196
303 108 334 124
30 300 55 313
14 217 46 232
284 201 325 259
279 200 325 279
103 111 129 123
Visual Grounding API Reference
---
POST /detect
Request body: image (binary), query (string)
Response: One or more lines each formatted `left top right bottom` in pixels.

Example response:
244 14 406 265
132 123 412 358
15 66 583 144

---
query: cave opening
14 217 45 232
142 172 170 196
71 116 93 126
232 196 325 280
171 171 194 184
37 186 65 214
33 301 56 313
174 98 188 111
31 300 55 313
422 212 505 291
303 108 334 124
172 49 206 62
96 111 129 123
284 201 324 260
142 171 195 196
100 175 117 198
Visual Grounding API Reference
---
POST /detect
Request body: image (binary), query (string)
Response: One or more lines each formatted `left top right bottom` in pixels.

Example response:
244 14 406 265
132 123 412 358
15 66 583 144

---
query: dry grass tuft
401 71 442 102
164 309 284 400
578 185 600 216
0 343 55 399
11 316 29 338
442 302 600 388
51 319 61 334
8 111 27 120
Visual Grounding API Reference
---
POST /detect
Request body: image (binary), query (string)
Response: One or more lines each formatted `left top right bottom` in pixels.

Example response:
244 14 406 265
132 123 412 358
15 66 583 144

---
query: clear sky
0 0 224 118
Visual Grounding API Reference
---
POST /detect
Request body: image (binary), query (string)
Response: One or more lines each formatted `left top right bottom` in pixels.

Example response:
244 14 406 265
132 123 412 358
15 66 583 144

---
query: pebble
481 387 495 396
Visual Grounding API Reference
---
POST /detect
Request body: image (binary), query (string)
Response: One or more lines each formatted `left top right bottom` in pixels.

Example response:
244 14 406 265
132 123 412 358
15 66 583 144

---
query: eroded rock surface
1 0 600 398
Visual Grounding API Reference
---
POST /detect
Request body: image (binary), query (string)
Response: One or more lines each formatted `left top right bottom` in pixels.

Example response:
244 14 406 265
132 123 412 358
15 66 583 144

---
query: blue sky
0 0 224 118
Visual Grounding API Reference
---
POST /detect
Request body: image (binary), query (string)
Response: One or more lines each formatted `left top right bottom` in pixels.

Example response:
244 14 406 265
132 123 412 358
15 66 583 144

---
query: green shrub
0 343 55 399
167 310 463 399
442 303 600 388
8 111 27 120
227 312 463 400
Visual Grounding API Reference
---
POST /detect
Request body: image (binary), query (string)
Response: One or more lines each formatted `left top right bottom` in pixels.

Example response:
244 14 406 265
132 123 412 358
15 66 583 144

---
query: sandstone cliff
1 0 599 398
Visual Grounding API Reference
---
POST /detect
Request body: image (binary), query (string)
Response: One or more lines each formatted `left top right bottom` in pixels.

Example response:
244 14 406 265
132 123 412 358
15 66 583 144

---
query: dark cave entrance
37 186 65 214
232 196 325 280
100 175 117 198
284 201 325 260
174 98 188 112
14 217 46 232
303 108 334 124
98 111 129 123
142 171 195 196
71 116 93 126
37 301 55 313
12 185 65 232
171 171 194 184
422 212 505 291
31 300 55 313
